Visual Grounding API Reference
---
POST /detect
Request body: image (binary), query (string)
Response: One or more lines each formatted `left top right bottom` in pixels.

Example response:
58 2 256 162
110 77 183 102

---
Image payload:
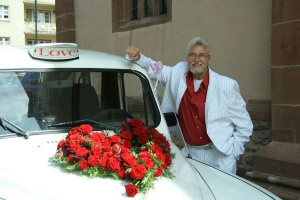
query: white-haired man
125 36 253 174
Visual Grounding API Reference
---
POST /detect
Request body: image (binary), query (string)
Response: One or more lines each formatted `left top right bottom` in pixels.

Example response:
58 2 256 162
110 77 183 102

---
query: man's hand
125 46 140 61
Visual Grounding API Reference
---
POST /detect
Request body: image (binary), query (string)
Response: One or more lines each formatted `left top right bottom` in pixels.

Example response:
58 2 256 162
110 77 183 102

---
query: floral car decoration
54 118 175 197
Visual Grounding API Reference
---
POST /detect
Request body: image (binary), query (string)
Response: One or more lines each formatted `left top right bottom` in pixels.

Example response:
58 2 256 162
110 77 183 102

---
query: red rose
79 124 93 134
78 159 89 171
130 118 144 127
90 132 105 144
76 147 89 157
69 134 85 145
122 139 132 149
118 168 126 179
137 134 149 144
150 145 163 153
156 133 167 142
110 135 121 144
163 141 171 152
121 131 133 140
99 154 108 170
68 142 81 153
64 138 72 147
153 138 163 146
138 151 149 158
67 130 80 138
107 157 121 172
57 140 65 150
101 139 111 152
133 126 147 136
120 146 130 154
121 152 137 167
91 146 102 155
125 184 138 197
162 153 172 169
154 167 163 177
147 128 160 137
68 154 74 163
130 164 146 180
155 151 165 163
140 156 155 169
88 155 99 167
71 126 80 131
139 152 154 169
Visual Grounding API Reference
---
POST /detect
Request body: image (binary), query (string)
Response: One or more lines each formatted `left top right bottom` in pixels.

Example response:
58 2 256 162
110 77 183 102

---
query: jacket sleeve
126 54 172 86
228 81 253 159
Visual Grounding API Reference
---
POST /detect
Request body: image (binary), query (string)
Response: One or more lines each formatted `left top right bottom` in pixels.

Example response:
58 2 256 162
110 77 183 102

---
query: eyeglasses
188 53 210 60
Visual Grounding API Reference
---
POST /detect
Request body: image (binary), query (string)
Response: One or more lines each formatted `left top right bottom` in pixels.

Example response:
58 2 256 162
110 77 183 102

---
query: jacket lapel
175 73 188 112
205 68 217 117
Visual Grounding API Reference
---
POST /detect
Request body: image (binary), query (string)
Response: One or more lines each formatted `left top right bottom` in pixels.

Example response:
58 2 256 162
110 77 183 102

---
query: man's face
187 45 210 76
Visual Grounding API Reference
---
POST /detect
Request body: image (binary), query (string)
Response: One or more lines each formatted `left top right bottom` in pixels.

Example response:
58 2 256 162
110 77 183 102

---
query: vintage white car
0 43 281 200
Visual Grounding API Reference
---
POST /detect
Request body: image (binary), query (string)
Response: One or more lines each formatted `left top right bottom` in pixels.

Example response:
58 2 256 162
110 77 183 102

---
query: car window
0 69 159 135
124 73 156 125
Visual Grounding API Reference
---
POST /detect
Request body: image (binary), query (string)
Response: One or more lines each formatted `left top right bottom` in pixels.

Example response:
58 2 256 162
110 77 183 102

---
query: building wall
0 0 25 45
0 0 56 46
74 0 272 101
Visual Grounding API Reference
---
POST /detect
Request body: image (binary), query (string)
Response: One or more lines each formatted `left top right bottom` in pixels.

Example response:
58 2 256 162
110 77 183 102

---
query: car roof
0 45 141 71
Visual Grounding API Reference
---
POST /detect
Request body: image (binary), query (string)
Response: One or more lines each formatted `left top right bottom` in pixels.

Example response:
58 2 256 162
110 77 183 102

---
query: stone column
55 0 76 43
247 0 300 199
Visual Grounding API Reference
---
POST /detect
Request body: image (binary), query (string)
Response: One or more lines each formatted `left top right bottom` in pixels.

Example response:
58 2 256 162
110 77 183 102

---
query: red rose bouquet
53 118 175 198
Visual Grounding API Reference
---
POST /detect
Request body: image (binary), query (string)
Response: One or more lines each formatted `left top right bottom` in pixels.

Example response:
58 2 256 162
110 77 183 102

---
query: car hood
0 133 214 200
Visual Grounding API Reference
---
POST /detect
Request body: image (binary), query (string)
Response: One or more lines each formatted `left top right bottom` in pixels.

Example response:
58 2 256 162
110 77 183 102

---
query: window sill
113 14 170 33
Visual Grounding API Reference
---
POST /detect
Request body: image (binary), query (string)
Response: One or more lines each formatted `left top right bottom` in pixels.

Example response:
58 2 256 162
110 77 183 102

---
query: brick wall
55 0 76 43
237 100 272 175
245 1 300 199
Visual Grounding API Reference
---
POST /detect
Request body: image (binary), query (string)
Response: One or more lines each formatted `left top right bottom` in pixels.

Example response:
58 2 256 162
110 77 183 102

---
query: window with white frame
0 37 10 45
0 5 9 20
27 10 50 23
27 40 51 45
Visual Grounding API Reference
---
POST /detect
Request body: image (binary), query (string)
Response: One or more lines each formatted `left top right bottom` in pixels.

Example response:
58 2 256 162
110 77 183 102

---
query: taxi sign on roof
28 43 79 61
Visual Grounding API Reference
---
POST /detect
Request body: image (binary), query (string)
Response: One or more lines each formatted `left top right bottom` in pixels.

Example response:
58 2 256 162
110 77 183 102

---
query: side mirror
163 112 177 127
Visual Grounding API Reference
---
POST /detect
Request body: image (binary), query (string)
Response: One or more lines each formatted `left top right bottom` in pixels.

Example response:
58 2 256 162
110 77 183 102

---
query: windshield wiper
0 116 29 139
48 119 116 130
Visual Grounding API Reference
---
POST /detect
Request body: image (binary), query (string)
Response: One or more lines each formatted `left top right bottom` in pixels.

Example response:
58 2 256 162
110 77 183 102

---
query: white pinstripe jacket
131 54 253 159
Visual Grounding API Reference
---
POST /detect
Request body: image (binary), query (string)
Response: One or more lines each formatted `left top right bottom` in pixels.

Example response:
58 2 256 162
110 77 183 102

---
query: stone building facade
244 1 300 199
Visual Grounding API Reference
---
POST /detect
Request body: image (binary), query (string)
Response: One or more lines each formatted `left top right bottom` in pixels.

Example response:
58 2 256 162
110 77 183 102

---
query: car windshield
0 69 160 136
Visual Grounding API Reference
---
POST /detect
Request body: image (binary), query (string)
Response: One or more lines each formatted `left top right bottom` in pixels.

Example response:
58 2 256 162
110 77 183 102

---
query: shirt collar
202 69 209 89
186 68 210 94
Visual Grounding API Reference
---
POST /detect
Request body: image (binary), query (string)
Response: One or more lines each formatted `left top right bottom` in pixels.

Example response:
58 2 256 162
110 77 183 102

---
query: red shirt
177 70 212 146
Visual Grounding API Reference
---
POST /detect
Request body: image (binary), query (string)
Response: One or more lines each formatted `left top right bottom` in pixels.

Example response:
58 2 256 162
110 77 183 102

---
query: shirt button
196 116 198 118
196 126 199 129
200 137 202 139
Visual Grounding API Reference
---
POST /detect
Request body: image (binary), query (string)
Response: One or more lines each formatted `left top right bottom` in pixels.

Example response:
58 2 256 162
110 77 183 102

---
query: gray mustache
192 62 203 66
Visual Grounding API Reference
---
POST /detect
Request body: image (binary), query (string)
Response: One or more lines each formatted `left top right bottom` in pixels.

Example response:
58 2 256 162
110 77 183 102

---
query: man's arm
229 82 253 159
125 46 172 86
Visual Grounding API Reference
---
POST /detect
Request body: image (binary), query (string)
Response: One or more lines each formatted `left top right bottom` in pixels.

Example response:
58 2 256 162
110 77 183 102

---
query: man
125 36 253 174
